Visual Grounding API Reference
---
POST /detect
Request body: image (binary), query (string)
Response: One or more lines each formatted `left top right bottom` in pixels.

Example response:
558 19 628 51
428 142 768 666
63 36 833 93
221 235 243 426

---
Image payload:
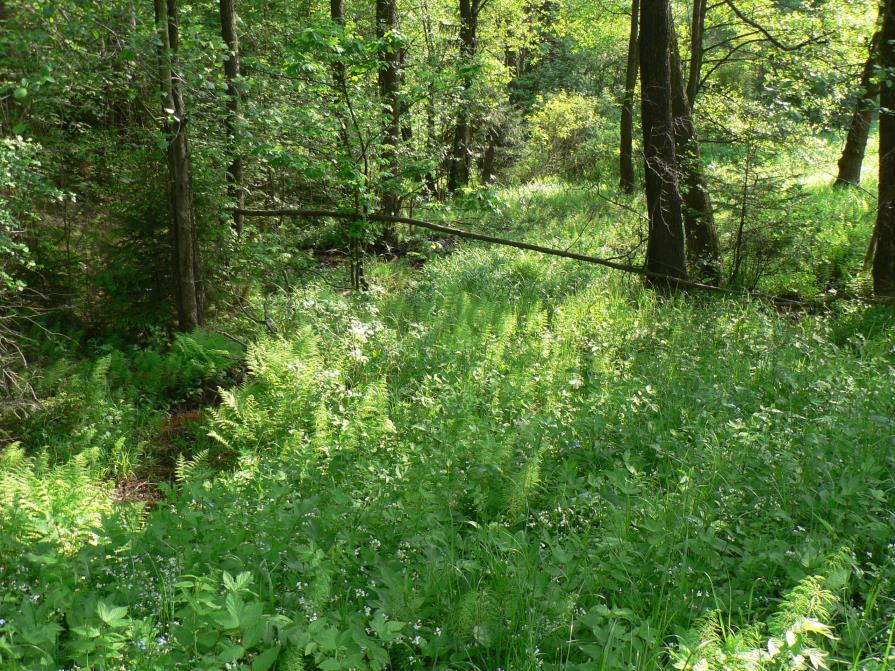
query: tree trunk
619 0 639 194
836 30 881 187
448 0 478 192
330 0 355 157
447 107 471 193
640 0 688 284
873 0 895 296
399 46 413 144
669 15 722 283
421 10 439 194
686 0 707 107
220 0 244 236
481 129 499 183
155 0 204 330
377 0 401 215
481 46 521 184
425 87 438 193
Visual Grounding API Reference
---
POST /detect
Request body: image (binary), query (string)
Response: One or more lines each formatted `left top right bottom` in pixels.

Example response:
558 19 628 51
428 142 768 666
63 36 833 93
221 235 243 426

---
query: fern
174 449 210 484
0 447 112 552
672 571 841 671
88 354 112 405
278 647 305 671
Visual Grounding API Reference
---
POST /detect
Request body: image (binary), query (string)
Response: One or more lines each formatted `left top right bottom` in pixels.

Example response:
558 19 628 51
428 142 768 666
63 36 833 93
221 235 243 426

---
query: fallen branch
234 207 895 307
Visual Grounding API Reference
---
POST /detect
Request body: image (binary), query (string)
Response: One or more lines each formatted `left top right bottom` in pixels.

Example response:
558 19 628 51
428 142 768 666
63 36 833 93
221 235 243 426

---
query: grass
1 176 894 670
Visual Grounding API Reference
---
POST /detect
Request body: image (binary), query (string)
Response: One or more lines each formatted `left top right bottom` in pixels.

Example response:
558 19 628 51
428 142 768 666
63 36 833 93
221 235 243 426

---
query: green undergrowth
2 188 895 670
0 331 242 571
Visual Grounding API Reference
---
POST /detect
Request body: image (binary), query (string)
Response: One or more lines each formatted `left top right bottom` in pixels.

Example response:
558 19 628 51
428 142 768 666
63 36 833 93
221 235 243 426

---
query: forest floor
2 176 895 670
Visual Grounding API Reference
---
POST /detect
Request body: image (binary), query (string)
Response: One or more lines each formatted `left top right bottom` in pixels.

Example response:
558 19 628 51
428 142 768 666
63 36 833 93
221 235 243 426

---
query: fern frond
175 449 210 484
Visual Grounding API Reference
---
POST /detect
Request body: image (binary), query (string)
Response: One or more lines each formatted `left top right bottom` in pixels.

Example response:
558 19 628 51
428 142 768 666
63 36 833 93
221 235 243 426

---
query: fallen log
234 207 894 307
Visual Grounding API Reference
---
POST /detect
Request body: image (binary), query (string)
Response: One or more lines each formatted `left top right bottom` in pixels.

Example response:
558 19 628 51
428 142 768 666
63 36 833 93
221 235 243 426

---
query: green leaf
581 643 604 658
225 592 245 625
13 87 28 101
96 601 128 627
315 626 339 652
251 646 280 671
223 570 252 593
218 644 246 662
370 612 405 643
212 610 240 629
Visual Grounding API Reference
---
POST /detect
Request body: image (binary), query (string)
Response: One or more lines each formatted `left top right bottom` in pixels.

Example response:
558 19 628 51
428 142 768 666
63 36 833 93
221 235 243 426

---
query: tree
447 0 481 192
376 0 401 215
155 0 204 330
619 0 639 194
329 0 354 155
835 27 881 187
481 47 513 184
220 0 245 235
873 0 895 295
686 0 708 106
331 0 344 24
669 15 722 282
639 0 688 284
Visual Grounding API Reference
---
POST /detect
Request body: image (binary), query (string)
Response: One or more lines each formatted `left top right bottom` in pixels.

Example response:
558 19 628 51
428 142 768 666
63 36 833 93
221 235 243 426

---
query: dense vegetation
1 0 895 669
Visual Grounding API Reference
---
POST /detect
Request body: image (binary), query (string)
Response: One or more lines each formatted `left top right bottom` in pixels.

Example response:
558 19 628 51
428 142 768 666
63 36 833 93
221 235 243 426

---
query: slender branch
235 207 895 307
234 208 788 301
725 0 829 51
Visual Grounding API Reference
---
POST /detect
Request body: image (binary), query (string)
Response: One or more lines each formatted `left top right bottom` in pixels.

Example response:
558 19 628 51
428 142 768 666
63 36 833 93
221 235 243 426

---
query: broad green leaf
251 646 280 671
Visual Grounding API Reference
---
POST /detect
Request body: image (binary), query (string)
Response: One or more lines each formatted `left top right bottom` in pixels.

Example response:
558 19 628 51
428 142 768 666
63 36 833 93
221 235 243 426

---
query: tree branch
234 207 797 301
725 0 828 51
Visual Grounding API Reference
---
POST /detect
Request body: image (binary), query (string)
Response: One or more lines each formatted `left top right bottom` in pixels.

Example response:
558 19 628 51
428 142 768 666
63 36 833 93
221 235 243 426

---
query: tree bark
220 0 244 236
619 0 639 194
873 0 895 296
155 0 204 330
377 0 401 215
686 0 707 106
835 30 881 187
639 0 688 284
669 15 722 283
447 0 479 192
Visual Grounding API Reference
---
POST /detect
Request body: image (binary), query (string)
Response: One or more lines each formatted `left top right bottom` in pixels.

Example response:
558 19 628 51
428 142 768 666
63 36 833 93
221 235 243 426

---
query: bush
517 91 617 180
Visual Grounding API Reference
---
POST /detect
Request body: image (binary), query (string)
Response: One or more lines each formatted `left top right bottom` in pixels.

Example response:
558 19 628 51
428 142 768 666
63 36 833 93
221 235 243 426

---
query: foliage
0 136 55 291
519 91 617 179
2 190 894 667
0 0 892 669
9 331 242 476
671 563 849 671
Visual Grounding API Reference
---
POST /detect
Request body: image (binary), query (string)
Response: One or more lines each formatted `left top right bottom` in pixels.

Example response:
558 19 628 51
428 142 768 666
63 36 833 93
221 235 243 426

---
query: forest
1 0 895 668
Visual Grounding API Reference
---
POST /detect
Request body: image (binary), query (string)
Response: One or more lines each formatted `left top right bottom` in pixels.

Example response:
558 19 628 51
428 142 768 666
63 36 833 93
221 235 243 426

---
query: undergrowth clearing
1 184 894 671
